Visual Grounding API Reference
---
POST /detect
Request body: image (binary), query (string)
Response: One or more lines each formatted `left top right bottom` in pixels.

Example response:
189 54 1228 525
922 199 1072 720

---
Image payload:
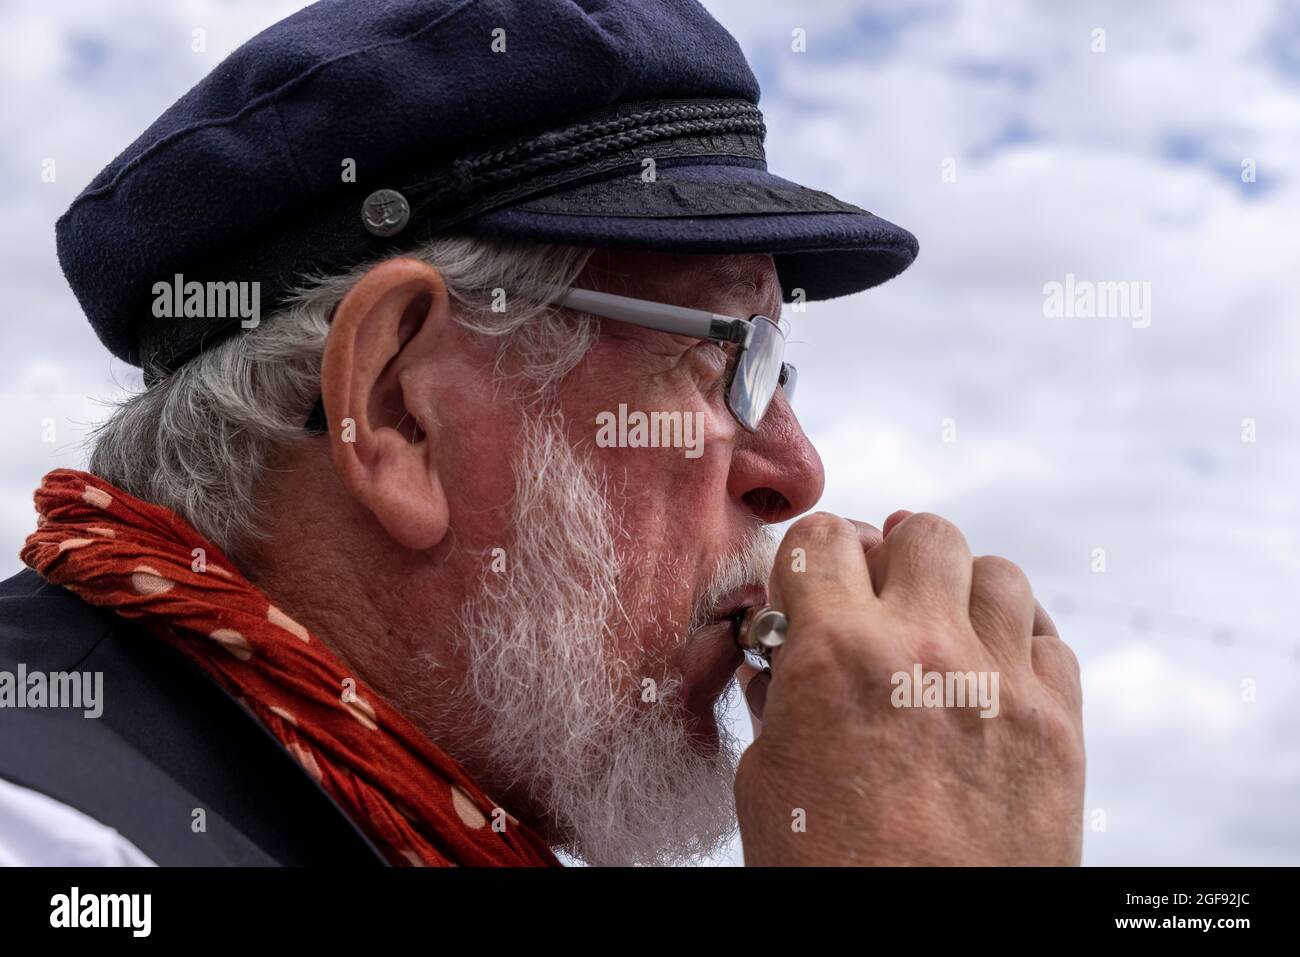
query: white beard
407 408 776 866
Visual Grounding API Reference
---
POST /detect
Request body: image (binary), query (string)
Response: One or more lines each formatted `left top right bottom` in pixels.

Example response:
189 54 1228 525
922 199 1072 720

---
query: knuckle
786 510 853 545
894 511 968 552
1058 640 1082 680
971 557 1033 618
1038 634 1082 684
974 555 1030 594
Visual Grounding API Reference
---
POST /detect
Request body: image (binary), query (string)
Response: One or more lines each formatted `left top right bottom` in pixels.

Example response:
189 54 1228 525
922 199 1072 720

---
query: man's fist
735 510 1085 866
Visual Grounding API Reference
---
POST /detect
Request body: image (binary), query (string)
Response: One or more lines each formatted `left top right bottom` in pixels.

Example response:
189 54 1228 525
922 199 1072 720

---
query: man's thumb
736 663 770 737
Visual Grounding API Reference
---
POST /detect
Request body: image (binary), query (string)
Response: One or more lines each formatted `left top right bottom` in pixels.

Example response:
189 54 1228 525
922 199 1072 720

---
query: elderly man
0 0 1083 867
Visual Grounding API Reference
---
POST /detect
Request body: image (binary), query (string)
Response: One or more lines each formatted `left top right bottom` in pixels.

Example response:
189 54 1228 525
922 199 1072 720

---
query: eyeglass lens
726 316 787 431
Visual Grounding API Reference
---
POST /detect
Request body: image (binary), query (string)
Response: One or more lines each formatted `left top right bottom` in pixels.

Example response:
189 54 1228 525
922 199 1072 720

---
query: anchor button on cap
361 188 411 237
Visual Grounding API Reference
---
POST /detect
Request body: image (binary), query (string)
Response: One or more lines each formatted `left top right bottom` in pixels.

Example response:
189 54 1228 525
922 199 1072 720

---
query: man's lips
696 584 769 642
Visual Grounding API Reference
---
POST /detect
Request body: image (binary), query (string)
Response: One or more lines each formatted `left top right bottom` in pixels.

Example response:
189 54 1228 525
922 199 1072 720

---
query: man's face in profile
298 248 824 865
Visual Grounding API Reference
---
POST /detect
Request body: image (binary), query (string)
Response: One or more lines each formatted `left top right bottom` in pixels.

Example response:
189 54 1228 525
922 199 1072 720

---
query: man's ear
320 257 451 551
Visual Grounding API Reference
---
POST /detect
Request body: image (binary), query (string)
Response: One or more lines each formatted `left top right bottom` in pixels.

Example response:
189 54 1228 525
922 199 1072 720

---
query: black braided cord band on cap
404 97 769 231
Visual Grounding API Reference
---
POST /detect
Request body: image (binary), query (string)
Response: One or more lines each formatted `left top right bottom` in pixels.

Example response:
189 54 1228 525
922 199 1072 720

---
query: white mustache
688 525 778 633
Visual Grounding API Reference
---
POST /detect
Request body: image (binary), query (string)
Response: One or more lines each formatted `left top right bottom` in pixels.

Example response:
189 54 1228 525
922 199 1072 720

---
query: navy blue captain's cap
56 0 919 378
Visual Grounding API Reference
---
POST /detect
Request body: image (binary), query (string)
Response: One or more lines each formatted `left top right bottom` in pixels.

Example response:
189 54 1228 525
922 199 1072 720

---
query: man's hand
734 510 1085 865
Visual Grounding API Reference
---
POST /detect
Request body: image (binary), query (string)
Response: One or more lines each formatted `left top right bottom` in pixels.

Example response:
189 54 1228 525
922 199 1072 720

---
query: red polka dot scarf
21 469 560 867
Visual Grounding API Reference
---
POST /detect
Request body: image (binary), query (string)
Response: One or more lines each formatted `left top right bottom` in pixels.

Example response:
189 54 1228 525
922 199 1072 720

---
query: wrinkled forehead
577 250 782 315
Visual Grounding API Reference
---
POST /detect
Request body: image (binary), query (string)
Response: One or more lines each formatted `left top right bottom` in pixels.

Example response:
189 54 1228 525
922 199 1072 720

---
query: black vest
0 568 386 866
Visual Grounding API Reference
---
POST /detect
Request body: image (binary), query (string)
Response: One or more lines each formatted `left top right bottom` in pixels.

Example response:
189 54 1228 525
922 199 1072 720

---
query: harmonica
733 605 788 669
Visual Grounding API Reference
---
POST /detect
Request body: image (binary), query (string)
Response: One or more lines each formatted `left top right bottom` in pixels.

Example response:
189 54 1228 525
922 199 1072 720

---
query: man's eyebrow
703 261 783 319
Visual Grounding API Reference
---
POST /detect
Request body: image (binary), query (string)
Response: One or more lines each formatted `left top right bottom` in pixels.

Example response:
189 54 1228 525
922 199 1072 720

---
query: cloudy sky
1 0 1297 866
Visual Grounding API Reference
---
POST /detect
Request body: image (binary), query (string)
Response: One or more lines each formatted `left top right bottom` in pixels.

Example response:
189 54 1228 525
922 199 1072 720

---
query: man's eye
778 363 798 400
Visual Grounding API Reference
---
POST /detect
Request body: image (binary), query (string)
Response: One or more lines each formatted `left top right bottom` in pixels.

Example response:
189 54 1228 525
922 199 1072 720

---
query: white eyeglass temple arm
560 287 744 343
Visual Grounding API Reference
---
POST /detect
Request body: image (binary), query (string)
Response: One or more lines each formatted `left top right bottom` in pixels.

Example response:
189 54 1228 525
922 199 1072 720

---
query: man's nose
726 394 825 524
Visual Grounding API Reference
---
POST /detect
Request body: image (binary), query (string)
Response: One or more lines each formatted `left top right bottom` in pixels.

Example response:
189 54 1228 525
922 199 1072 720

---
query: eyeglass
558 287 796 433
303 287 796 434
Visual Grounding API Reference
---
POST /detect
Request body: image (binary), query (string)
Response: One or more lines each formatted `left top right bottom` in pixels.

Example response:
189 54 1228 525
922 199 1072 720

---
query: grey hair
88 236 597 558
